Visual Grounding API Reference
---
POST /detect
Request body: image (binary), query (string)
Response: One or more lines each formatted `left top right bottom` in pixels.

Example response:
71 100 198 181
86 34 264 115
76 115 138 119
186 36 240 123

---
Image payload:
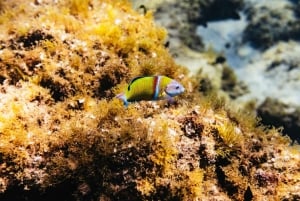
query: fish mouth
165 87 185 97
164 89 173 97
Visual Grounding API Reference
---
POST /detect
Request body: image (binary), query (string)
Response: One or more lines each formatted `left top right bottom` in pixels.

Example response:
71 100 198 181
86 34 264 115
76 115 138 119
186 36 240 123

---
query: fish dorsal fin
128 76 153 91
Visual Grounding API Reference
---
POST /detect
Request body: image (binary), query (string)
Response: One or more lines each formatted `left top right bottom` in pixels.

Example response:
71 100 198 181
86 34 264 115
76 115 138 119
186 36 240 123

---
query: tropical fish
116 75 185 107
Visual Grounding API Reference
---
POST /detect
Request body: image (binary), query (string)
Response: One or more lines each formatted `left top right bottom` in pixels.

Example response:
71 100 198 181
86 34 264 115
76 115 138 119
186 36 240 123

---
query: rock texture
0 0 299 201
138 0 300 143
257 98 300 142
236 41 300 141
243 0 300 49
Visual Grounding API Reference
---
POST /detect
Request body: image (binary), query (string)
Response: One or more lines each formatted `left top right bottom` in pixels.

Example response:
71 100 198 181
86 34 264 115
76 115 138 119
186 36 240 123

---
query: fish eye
176 86 180 90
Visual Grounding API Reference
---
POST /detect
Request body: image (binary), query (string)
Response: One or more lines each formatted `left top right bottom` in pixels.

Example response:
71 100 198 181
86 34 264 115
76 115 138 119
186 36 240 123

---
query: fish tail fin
116 93 128 107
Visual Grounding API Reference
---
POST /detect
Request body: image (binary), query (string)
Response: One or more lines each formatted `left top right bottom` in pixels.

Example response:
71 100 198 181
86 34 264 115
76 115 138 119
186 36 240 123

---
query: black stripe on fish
127 76 153 91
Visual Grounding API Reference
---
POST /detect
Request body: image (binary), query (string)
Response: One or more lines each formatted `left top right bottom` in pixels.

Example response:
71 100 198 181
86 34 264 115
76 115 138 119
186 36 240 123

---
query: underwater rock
236 41 300 106
135 0 244 53
0 0 299 201
151 0 204 52
220 66 249 99
243 0 300 49
257 98 300 142
235 41 300 142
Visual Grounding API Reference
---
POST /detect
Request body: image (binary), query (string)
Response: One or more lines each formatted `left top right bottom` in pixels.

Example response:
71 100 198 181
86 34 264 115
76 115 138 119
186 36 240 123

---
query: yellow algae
186 169 204 199
68 0 90 17
0 0 299 200
136 178 155 196
216 121 243 148
148 121 178 175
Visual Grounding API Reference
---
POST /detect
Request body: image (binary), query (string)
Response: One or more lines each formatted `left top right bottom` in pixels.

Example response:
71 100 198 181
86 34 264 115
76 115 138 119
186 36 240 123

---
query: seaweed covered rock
132 0 244 52
0 0 300 201
132 0 300 147
236 41 300 142
243 0 300 49
131 0 249 100
257 98 300 142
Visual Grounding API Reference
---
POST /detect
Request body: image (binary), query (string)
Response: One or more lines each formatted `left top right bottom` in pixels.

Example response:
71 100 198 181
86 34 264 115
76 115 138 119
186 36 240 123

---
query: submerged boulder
0 0 299 200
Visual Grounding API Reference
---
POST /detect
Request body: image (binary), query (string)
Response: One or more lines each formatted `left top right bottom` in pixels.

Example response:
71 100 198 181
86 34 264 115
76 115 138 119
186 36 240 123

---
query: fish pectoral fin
161 91 174 103
160 91 169 99
167 96 175 104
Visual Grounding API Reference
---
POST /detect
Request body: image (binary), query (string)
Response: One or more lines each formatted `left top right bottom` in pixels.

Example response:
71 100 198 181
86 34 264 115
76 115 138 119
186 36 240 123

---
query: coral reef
0 0 299 201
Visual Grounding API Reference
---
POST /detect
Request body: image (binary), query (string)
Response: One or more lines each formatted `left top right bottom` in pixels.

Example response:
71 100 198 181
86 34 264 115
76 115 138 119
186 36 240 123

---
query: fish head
165 80 185 97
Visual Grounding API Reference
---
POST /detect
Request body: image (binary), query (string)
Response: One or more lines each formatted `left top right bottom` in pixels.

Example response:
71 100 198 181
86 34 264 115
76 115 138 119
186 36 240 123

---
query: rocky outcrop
0 0 299 200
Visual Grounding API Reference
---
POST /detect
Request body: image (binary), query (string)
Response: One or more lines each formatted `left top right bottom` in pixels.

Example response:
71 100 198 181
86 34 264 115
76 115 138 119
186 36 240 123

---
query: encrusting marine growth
0 0 299 200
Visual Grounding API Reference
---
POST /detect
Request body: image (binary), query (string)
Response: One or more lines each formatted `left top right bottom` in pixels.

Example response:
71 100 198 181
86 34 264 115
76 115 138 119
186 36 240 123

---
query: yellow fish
116 75 185 106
